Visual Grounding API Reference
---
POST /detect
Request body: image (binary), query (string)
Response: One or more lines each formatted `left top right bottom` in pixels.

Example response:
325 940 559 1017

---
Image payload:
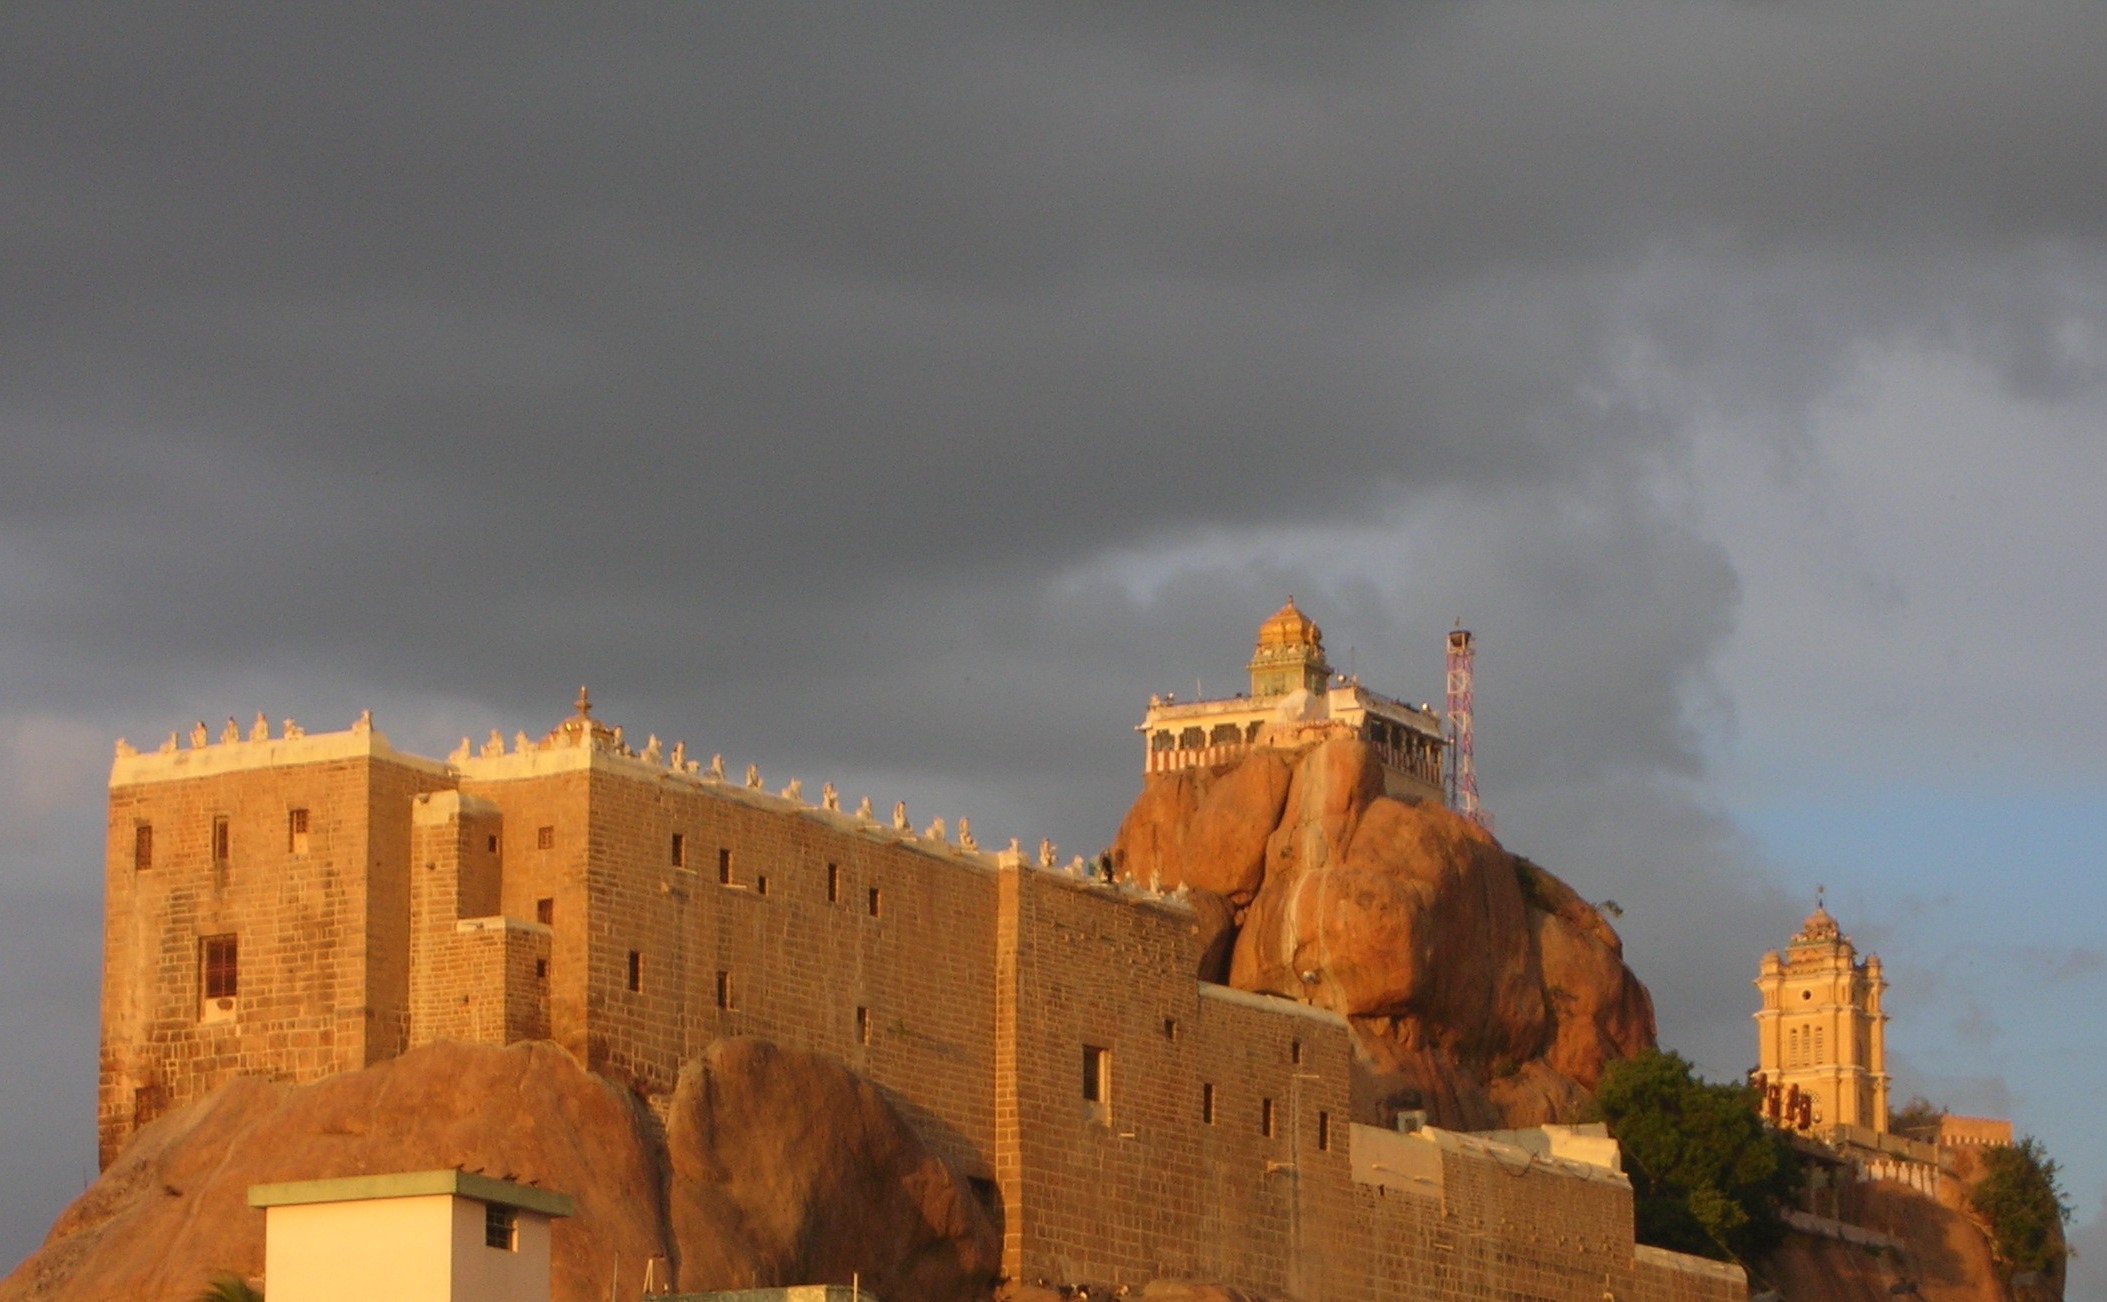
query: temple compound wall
102 704 1741 1302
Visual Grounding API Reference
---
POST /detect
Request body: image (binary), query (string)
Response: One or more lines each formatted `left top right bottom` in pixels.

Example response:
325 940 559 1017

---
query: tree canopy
1590 1049 1803 1264
1971 1137 2069 1277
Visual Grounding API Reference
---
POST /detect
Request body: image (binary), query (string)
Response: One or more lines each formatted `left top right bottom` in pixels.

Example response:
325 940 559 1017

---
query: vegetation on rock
1887 1095 1946 1143
1589 1049 1802 1265
1969 1137 2069 1277
194 1275 261 1302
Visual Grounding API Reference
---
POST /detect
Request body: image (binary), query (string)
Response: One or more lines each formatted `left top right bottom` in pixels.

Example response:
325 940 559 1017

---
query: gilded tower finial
575 685 593 717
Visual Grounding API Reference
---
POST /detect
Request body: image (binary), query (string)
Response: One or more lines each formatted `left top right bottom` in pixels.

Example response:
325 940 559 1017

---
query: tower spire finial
575 685 592 717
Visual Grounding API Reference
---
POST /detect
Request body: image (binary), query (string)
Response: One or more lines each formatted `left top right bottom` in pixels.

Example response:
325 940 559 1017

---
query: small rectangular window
534 958 547 980
626 950 642 993
212 816 230 863
536 898 553 927
1082 1045 1111 1124
715 970 734 1010
486 834 499 853
1261 1097 1275 1138
856 1005 870 1044
827 863 840 903
1163 1017 1180 1041
1290 1039 1303 1065
867 886 882 918
1318 1111 1332 1151
287 808 309 855
1082 1045 1110 1102
134 823 153 870
202 934 238 1000
484 1203 517 1251
756 874 769 897
670 832 685 867
536 825 553 850
717 847 733 884
1202 1083 1216 1125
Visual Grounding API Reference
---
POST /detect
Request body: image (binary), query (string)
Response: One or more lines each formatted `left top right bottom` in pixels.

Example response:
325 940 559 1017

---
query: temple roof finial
575 685 592 717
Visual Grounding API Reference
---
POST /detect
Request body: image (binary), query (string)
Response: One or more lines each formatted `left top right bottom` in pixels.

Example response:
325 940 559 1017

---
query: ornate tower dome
1753 896 1889 1136
1247 598 1332 697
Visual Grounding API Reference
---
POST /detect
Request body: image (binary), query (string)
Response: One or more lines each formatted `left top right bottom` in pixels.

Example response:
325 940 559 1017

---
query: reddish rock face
2 1039 999 1302
1112 738 1655 1130
1110 750 1292 905
667 1038 1000 1302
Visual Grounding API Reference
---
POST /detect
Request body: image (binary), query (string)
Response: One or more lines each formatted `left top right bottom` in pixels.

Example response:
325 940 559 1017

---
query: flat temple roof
247 1169 573 1218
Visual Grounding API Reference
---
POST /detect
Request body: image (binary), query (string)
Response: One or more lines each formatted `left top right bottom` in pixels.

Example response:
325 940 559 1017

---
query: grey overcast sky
6 4 2107 1282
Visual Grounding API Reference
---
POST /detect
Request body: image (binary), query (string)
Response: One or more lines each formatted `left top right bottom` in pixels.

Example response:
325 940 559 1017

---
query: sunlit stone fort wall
102 699 1741 1302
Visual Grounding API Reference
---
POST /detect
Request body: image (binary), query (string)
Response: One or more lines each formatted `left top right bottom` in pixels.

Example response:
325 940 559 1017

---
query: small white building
247 1170 573 1302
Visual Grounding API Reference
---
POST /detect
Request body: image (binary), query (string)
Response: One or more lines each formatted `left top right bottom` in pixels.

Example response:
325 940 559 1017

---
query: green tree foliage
1970 1137 2070 1276
195 1273 262 1302
1589 1049 1803 1264
1888 1094 1946 1142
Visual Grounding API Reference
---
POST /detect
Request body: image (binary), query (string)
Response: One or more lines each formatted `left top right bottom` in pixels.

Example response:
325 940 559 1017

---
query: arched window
1179 727 1206 749
1151 730 1175 752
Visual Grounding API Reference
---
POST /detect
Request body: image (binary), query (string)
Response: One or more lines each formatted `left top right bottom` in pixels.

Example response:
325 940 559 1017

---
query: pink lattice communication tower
1445 628 1484 827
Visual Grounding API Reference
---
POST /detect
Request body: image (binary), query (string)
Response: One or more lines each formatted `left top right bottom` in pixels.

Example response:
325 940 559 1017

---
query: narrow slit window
1261 1097 1275 1138
715 970 734 1010
486 834 499 853
212 816 230 863
536 825 554 850
827 863 840 903
755 874 769 897
484 1204 517 1251
134 823 153 871
626 950 642 993
202 934 239 1000
1318 1111 1332 1151
1290 1039 1303 1065
534 958 547 980
536 898 553 927
856 1005 870 1044
1202 1083 1216 1125
670 832 685 867
1163 1017 1180 1042
867 886 882 918
1082 1045 1111 1123
717 847 732 884
287 808 309 855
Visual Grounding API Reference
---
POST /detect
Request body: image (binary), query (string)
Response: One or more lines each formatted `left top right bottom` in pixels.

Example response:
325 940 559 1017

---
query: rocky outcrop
1 1039 999 1302
1764 1181 2036 1302
668 1038 1000 1299
1111 737 1655 1130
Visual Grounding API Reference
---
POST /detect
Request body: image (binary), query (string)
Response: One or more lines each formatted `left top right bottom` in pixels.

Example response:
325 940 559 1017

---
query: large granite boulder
2 1038 999 1302
1112 737 1655 1130
668 1037 1000 1300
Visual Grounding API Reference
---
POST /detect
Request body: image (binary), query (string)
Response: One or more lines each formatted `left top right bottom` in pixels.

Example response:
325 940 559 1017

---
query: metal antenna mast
1445 627 1484 828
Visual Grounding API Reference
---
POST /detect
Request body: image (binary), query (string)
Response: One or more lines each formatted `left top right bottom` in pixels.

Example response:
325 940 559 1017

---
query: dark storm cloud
6 1 2107 1264
7 4 2104 669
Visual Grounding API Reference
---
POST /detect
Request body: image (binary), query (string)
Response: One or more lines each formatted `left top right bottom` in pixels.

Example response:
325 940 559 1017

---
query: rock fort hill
35 606 1742 1302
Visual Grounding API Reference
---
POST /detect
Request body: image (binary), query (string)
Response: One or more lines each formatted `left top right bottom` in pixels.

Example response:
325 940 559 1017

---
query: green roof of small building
246 1169 573 1218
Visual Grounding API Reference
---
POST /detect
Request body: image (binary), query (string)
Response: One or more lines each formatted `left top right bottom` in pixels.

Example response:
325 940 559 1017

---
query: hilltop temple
1137 599 1446 799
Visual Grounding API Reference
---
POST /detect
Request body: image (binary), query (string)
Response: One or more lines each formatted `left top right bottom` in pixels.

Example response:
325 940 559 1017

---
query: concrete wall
260 1193 554 1302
